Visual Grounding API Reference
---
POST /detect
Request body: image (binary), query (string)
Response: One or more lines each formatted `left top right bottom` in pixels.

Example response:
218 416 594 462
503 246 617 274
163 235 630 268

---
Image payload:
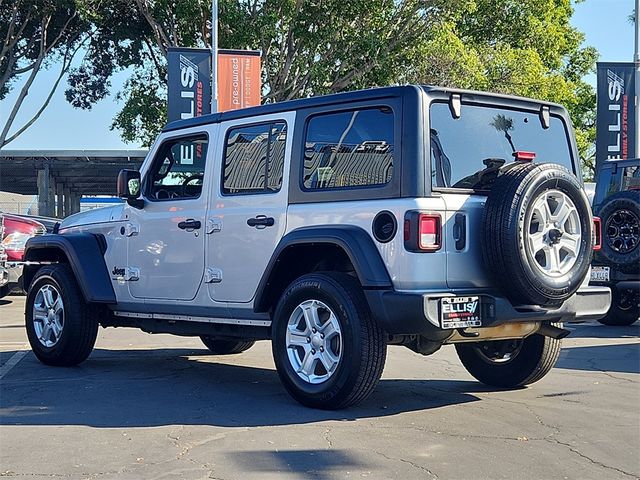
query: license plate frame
440 296 482 329
590 266 610 282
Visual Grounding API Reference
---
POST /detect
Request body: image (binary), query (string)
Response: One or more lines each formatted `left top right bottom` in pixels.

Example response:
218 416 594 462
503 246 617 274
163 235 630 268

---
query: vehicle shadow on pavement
566 323 640 339
556 342 640 374
0 348 488 428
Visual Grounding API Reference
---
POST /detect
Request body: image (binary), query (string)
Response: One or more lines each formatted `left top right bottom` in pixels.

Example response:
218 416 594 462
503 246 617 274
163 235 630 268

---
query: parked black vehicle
590 158 639 326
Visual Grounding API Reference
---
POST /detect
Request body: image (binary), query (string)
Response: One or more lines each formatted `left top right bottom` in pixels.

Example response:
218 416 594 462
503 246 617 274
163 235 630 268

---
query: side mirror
117 169 143 208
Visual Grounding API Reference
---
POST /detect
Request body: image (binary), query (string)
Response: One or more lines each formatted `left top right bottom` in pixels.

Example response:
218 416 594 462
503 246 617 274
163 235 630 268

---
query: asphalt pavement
1 296 639 480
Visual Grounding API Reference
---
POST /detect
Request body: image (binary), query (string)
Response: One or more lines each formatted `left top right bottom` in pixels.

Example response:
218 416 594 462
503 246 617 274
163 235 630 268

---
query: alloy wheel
32 284 64 347
526 189 582 278
285 299 342 384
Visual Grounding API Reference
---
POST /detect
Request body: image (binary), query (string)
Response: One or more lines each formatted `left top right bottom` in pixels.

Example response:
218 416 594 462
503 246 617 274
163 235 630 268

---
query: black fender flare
23 233 116 304
254 225 392 313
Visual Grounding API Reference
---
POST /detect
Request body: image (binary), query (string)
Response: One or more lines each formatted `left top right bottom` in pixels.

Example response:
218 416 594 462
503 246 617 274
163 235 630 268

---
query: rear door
206 112 294 303
429 101 576 289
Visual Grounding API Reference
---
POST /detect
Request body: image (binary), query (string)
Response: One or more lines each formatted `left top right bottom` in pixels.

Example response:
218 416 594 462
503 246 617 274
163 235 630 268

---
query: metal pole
635 0 640 157
211 0 219 113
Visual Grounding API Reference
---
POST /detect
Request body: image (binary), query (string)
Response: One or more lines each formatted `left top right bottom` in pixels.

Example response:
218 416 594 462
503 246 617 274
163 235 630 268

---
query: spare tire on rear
594 191 640 274
482 163 593 308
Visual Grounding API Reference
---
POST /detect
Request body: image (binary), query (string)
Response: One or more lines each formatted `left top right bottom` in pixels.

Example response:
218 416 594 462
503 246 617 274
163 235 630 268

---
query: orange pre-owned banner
218 49 261 111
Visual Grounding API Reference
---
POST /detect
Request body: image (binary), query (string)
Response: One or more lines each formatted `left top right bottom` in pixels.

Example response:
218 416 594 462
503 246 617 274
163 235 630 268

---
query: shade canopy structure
0 149 148 217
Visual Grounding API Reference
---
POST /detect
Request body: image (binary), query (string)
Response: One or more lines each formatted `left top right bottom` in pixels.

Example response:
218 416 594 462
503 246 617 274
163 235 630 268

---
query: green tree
65 0 597 177
0 0 92 147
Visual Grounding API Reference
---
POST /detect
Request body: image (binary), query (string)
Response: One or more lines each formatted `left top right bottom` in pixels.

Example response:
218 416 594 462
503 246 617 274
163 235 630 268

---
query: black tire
25 264 99 366
271 272 386 409
482 163 593 307
455 331 562 387
200 337 255 354
594 191 640 274
0 285 9 299
597 287 639 326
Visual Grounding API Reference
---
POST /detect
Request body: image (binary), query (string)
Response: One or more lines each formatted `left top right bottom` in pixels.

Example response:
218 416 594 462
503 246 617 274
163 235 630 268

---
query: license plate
440 296 482 329
590 266 610 282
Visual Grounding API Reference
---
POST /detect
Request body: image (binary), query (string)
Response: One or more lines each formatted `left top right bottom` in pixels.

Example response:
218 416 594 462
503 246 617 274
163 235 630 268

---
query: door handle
178 219 201 230
247 215 275 228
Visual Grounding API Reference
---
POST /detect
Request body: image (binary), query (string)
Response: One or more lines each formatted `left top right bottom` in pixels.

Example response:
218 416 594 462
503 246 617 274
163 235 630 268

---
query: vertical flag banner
217 49 262 111
596 62 636 169
167 47 212 123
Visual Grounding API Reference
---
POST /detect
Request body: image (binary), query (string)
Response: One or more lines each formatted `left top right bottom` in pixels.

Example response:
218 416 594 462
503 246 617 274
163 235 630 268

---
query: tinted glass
223 122 287 194
303 108 394 190
430 103 574 190
622 165 640 191
148 135 208 200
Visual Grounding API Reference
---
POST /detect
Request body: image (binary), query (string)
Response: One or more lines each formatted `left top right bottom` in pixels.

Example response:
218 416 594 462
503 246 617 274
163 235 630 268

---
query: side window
303 107 394 190
622 165 640 191
147 134 208 200
223 122 287 195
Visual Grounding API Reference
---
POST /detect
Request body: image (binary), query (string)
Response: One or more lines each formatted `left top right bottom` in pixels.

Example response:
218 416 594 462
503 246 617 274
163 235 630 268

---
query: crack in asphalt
374 450 439 479
585 358 638 384
545 438 639 479
323 427 333 448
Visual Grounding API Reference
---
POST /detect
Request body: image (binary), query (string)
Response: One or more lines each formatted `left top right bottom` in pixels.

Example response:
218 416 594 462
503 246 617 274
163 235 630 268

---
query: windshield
430 102 574 191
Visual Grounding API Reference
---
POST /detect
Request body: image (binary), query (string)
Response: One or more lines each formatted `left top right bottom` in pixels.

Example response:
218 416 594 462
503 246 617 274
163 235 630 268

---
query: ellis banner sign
167 47 212 123
217 49 262 111
168 47 261 122
596 62 636 169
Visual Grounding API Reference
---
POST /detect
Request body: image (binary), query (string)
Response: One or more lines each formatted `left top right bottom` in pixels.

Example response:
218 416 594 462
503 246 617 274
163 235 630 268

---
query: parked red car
0 213 52 298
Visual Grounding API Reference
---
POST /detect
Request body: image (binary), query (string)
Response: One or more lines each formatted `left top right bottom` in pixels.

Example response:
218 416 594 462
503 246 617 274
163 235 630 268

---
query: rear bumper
0 265 7 288
365 285 611 337
2 262 24 292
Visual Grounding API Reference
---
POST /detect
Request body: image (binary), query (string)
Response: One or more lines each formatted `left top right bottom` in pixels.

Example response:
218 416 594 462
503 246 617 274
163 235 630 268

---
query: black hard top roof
163 84 563 133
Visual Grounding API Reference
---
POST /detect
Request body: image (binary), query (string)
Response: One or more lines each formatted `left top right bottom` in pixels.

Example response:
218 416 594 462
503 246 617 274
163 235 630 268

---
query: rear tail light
1 232 32 261
404 212 441 252
592 217 602 251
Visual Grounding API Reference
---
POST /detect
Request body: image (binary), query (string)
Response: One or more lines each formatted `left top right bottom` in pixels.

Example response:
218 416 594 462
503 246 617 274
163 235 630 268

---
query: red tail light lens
419 214 441 251
404 212 441 252
592 217 602 251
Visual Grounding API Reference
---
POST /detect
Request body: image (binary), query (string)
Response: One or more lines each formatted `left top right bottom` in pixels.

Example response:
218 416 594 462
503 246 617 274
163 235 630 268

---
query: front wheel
598 288 639 326
455 331 562 387
25 264 99 366
271 272 386 409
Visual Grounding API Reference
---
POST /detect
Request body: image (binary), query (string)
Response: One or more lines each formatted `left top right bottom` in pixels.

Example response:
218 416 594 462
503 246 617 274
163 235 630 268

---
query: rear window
430 103 574 191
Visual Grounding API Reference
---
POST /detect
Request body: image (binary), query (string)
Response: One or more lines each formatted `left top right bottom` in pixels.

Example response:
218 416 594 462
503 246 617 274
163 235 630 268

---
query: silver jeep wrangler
23 86 610 409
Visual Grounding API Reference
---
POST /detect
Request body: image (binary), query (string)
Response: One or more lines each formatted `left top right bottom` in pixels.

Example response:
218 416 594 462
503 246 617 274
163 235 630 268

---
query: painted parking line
0 346 29 380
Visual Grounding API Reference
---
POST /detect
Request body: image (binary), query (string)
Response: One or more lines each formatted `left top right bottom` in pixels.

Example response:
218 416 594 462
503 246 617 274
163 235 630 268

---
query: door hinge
204 267 222 283
124 223 139 237
206 218 223 234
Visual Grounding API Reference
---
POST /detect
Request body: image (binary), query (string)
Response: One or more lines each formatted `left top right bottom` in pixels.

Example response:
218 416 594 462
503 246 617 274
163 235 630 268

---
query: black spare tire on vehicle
594 190 640 274
482 163 593 308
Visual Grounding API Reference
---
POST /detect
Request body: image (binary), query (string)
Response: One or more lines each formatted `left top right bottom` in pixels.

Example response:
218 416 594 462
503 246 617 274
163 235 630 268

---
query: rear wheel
272 272 386 409
597 287 639 326
200 337 255 354
455 331 562 387
25 264 98 366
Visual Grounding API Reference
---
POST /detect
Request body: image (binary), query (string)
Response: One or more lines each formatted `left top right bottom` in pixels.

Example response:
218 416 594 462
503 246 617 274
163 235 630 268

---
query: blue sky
0 0 635 150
